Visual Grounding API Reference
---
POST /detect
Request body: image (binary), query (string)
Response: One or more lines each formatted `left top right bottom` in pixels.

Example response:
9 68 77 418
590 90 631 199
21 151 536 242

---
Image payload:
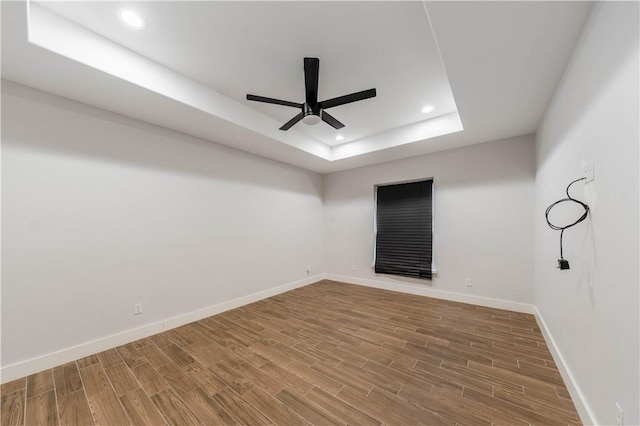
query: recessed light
335 135 344 141
421 105 435 114
120 9 145 29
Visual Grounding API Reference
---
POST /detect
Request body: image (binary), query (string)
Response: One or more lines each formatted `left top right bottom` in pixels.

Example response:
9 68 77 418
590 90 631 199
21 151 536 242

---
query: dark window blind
375 180 433 280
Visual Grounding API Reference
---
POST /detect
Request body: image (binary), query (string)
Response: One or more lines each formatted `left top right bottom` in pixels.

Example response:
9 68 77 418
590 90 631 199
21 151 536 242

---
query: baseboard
0 274 323 383
534 307 596 425
325 273 535 314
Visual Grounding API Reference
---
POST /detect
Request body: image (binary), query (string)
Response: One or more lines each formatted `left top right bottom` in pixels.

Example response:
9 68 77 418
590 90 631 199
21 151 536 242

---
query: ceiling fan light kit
302 112 321 125
247 57 376 131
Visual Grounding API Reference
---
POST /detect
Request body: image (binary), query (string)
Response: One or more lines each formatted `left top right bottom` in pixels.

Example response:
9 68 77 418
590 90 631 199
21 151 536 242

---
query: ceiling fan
246 57 376 131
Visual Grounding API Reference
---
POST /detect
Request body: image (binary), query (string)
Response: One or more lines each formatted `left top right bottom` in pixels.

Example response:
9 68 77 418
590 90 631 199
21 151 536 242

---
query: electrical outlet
134 303 142 315
306 265 311 275
465 279 473 287
351 264 357 271
584 161 595 182
615 402 624 426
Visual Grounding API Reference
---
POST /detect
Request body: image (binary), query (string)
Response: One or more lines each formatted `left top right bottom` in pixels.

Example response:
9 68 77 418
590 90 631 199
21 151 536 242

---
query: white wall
324 134 535 306
534 3 639 425
1 81 324 370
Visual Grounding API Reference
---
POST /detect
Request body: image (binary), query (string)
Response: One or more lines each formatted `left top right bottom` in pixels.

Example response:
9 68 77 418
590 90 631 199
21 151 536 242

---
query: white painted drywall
534 3 639 424
324 134 535 304
1 81 324 368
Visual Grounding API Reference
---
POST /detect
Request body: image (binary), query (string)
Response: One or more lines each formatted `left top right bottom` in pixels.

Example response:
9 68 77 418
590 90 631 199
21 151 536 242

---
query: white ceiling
36 1 459 147
1 1 592 173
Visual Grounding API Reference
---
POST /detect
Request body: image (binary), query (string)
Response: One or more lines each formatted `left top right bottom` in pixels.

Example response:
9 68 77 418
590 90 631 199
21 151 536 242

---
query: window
374 179 433 279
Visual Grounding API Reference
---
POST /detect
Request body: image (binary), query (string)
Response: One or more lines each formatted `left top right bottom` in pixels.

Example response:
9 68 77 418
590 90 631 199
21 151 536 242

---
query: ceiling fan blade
247 94 302 108
320 88 377 109
321 111 345 129
279 112 304 130
304 57 319 105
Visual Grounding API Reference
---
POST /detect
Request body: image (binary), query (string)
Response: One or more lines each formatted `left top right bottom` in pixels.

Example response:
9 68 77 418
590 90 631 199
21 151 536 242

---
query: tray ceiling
1 1 592 173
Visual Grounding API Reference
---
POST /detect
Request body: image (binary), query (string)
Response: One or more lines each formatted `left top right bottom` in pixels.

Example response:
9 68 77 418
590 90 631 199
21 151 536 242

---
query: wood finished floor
1 280 581 425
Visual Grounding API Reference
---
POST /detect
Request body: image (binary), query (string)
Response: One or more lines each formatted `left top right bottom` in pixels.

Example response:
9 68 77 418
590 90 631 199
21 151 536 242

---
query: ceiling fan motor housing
302 103 322 125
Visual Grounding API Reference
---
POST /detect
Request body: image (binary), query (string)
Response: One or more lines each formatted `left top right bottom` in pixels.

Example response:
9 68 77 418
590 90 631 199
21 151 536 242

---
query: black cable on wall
545 177 590 270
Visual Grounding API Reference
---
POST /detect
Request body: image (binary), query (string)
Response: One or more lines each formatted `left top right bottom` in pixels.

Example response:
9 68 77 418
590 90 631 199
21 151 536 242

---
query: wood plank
193 322 237 347
26 370 54 398
168 324 215 347
462 386 567 426
131 338 153 349
210 362 254 395
96 349 123 369
158 343 195 368
53 363 83 397
466 360 555 393
148 333 172 348
336 385 413 425
180 388 228 425
78 364 112 397
439 360 525 395
131 363 170 396
311 360 374 396
86 387 130 425
336 359 402 395
210 388 271 425
119 388 166 425
314 342 369 367
292 342 342 367
259 361 314 395
150 388 199 426
1 378 26 397
493 386 582 425
276 387 345 425
428 386 529 426
413 360 493 395
1 389 25 426
399 383 494 426
373 385 455 425
105 363 140 397
271 342 318 367
57 389 94 426
387 341 446 366
340 327 405 348
25 389 58 426
358 340 417 367
116 344 148 369
230 344 271 368
157 363 198 396
242 386 308 425
248 342 293 367
184 341 243 369
286 361 343 395
449 340 519 367
137 343 172 369
75 354 99 369
382 326 431 346
233 362 286 396
503 359 566 386
181 362 225 397
556 384 572 399
426 340 494 366
306 387 380 425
